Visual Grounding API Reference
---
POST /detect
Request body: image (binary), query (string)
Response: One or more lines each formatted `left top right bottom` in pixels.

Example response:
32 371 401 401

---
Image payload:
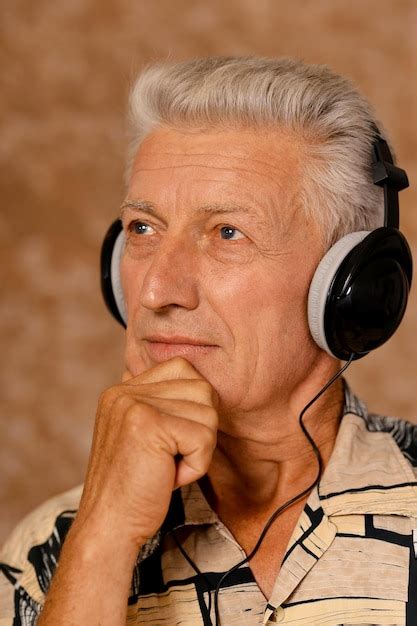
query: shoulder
1 484 82 570
342 378 417 473
364 410 417 471
0 485 82 625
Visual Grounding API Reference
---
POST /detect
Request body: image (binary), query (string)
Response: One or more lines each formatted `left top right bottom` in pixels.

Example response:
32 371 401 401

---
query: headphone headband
372 132 409 228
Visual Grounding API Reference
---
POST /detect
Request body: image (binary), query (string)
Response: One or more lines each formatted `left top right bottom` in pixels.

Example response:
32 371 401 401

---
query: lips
143 337 218 363
144 334 216 346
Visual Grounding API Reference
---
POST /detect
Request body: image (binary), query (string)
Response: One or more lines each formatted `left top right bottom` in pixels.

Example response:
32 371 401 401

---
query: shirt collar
319 379 417 517
159 479 218 536
162 378 417 532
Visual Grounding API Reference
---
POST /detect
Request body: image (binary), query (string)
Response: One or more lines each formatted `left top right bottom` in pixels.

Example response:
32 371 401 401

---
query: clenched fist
74 356 219 549
37 356 219 625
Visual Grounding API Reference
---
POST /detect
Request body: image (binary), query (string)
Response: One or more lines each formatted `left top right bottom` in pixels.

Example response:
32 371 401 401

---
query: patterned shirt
1 380 417 625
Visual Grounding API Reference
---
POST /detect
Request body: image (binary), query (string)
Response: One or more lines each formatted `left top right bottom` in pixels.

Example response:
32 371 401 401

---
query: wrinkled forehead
130 125 304 178
125 126 308 231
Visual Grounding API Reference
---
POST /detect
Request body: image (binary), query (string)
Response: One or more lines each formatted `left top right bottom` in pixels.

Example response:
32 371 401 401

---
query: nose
139 235 200 312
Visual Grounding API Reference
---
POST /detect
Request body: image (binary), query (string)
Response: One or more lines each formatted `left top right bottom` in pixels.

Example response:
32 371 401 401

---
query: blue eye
128 221 153 235
220 226 244 240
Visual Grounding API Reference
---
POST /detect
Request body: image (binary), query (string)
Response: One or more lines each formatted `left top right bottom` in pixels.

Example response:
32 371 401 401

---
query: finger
173 421 217 489
124 379 218 408
125 356 203 385
133 410 216 488
129 396 218 430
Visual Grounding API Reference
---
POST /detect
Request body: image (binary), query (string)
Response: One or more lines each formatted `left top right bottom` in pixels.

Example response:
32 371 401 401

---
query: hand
73 356 219 551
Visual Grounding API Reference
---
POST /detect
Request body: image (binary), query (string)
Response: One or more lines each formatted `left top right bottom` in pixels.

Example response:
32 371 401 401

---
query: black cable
172 355 355 626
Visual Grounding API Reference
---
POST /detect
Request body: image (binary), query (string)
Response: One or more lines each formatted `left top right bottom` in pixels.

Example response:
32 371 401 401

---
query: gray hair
126 56 386 249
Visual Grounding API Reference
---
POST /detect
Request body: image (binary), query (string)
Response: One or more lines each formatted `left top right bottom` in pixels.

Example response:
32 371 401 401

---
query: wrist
64 514 142 577
38 514 140 626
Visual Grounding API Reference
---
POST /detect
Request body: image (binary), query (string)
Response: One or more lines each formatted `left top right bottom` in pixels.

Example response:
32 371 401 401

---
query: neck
201 363 345 516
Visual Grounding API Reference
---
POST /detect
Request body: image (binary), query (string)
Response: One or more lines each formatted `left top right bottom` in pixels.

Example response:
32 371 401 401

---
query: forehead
126 126 305 228
130 125 303 184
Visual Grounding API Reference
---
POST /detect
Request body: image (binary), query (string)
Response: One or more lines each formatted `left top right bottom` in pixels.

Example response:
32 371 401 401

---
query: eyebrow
120 200 158 220
119 199 262 222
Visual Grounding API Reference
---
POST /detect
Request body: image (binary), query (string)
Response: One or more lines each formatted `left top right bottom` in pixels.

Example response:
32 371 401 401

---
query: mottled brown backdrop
1 0 417 545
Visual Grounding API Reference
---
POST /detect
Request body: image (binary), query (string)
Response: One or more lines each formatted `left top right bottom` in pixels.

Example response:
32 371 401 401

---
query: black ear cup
321 228 412 360
100 219 127 328
308 131 412 361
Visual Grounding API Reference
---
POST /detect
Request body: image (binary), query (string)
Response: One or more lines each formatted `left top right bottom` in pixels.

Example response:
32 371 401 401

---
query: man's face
120 126 328 414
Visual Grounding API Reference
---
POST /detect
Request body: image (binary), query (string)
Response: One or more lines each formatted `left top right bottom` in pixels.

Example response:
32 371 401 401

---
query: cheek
120 253 144 312
224 260 314 346
209 251 293 300
205 264 293 346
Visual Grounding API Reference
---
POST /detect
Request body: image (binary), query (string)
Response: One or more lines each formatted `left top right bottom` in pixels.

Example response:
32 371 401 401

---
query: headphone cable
172 354 355 626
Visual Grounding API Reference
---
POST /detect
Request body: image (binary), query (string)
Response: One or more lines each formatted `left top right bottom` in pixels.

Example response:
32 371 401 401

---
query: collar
319 378 417 518
163 378 417 531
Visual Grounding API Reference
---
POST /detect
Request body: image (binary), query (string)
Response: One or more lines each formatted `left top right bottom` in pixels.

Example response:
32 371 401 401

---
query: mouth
143 337 218 362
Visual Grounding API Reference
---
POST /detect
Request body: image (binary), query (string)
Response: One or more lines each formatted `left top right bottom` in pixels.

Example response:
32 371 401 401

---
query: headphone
100 131 412 361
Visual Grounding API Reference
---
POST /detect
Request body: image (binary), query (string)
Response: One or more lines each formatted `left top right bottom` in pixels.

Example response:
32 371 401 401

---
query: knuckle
206 406 219 424
124 401 160 433
193 379 217 404
193 379 211 394
98 384 124 406
123 405 139 431
199 424 217 450
210 387 219 408
112 393 134 412
98 386 115 406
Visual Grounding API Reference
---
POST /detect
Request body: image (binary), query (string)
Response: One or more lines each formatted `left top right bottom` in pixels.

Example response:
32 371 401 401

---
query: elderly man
1 56 416 626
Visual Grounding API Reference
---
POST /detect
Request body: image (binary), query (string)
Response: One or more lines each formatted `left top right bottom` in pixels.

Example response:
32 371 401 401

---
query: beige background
1 0 417 545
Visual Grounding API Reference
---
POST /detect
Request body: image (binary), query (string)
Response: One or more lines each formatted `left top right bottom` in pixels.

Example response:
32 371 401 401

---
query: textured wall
1 0 417 545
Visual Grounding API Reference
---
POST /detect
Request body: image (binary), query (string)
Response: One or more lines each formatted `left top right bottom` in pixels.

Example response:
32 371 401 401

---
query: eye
127 220 155 236
219 226 245 241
